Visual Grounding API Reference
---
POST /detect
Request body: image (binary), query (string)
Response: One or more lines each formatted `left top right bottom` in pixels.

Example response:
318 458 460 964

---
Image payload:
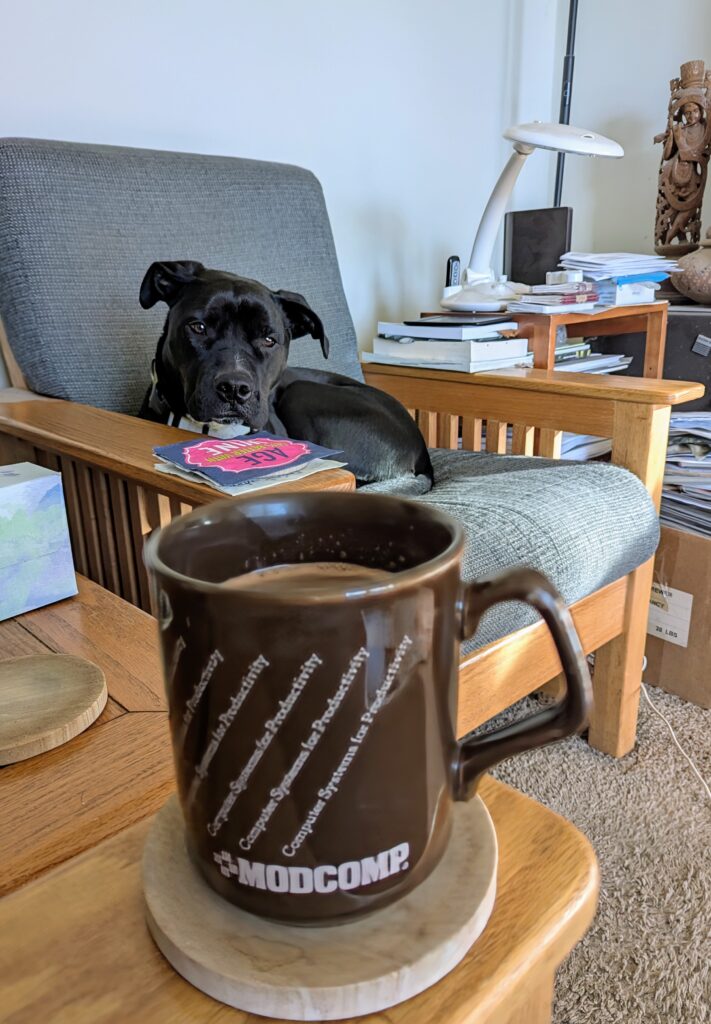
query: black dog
139 261 433 490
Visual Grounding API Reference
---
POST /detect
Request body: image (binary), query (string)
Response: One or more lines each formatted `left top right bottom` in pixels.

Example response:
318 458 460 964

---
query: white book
372 335 529 363
507 301 597 314
376 320 517 340
361 351 533 374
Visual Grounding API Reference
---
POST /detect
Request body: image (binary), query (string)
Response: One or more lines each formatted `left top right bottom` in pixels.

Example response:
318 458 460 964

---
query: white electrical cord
640 682 711 803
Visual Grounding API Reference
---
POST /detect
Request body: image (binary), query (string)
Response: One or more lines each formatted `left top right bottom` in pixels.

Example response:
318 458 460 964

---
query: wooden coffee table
0 776 597 1024
0 578 599 1022
0 575 172 894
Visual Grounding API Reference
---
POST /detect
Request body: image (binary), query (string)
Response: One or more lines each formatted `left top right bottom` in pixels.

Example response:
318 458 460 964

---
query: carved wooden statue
654 60 711 256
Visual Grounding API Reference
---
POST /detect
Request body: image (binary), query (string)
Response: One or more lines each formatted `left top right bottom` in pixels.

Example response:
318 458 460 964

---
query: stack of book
557 252 679 306
362 315 533 374
660 413 711 538
507 280 599 315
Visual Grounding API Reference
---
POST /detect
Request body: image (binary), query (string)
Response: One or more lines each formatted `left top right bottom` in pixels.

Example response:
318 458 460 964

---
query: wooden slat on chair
416 409 438 446
141 491 163 533
512 423 535 456
91 470 122 596
74 463 105 588
538 428 563 458
108 474 140 607
168 497 183 520
60 458 90 578
461 417 482 452
127 485 153 612
436 413 459 449
485 419 508 454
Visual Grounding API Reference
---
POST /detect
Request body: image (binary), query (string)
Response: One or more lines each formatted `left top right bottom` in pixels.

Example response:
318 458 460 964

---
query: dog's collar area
148 360 251 439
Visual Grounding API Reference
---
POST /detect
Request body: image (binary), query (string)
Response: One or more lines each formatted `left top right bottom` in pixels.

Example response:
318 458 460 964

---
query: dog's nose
215 375 254 405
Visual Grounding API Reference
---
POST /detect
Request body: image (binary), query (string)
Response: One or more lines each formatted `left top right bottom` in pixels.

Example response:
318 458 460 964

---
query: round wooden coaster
0 654 107 765
143 795 497 1020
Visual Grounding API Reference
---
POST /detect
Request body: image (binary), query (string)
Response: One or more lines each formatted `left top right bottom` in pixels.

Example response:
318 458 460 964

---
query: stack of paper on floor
363 316 532 373
154 433 346 496
660 413 711 537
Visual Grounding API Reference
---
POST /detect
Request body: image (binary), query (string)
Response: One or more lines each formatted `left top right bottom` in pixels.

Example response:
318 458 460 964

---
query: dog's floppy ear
139 261 205 309
273 289 330 358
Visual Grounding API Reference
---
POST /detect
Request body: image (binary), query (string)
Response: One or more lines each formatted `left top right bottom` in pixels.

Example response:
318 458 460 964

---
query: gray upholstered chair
0 138 701 756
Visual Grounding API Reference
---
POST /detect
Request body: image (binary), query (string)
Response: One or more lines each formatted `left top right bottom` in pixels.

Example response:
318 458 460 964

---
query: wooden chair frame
0 353 703 759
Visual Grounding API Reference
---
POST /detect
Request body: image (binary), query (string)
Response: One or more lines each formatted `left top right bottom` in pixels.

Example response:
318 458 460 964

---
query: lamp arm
467 145 533 276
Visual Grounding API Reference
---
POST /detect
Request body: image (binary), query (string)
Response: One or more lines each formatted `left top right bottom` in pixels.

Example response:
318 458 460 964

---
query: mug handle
454 567 593 800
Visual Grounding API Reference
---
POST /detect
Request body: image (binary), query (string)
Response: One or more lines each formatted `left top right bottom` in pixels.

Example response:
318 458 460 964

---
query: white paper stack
559 252 679 280
560 434 613 461
660 412 711 537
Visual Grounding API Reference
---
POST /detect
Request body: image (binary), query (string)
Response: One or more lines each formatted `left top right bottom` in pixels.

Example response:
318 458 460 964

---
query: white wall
561 0 711 253
4 0 710 392
0 0 561 389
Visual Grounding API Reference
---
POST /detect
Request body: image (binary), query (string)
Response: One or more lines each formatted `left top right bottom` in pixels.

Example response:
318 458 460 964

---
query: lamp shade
503 122 624 158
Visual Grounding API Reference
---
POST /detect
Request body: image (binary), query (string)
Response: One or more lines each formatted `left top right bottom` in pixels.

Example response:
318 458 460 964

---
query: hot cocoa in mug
145 492 591 925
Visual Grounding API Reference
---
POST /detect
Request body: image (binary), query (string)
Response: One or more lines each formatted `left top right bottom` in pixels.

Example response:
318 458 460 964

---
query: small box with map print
0 463 77 621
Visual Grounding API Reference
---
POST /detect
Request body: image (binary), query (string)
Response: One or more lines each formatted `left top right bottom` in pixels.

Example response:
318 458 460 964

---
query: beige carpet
487 684 711 1024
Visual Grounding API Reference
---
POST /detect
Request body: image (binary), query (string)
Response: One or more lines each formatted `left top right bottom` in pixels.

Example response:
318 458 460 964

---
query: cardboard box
645 525 711 708
0 462 78 621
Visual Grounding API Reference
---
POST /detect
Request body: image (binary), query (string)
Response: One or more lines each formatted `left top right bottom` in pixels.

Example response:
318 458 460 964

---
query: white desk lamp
441 122 624 312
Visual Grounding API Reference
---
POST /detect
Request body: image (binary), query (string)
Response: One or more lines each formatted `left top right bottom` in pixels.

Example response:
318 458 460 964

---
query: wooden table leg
643 305 668 378
522 316 558 369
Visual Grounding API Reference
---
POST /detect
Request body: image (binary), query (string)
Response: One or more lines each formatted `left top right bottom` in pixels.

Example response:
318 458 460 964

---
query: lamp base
441 275 524 313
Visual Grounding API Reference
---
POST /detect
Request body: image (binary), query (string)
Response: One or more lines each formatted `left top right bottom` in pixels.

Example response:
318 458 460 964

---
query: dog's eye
187 321 207 337
263 336 277 348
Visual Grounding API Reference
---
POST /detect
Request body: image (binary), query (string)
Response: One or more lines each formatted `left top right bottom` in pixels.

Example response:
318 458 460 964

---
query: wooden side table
512 301 668 378
0 777 598 1024
0 575 173 895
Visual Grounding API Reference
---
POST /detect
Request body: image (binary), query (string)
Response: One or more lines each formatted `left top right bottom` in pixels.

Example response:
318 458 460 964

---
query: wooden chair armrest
363 363 704 406
0 391 355 503
363 363 705 509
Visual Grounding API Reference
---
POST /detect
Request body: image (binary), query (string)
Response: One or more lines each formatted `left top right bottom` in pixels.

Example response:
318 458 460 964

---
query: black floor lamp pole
553 0 579 207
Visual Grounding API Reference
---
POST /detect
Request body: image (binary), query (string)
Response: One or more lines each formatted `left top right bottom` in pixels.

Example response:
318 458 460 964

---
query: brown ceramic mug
145 491 591 925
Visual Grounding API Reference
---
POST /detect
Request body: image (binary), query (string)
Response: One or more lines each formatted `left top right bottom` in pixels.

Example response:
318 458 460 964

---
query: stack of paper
560 434 613 461
553 353 632 374
660 412 711 537
559 252 679 281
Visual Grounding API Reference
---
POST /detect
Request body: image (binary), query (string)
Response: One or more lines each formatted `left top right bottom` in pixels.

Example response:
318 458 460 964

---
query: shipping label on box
647 581 694 648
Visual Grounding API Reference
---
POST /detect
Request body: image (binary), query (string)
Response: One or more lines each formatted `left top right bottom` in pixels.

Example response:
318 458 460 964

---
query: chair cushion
0 138 362 413
362 450 659 653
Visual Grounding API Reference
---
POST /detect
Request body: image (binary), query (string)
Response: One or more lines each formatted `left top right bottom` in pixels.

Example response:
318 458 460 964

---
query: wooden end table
512 301 668 377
